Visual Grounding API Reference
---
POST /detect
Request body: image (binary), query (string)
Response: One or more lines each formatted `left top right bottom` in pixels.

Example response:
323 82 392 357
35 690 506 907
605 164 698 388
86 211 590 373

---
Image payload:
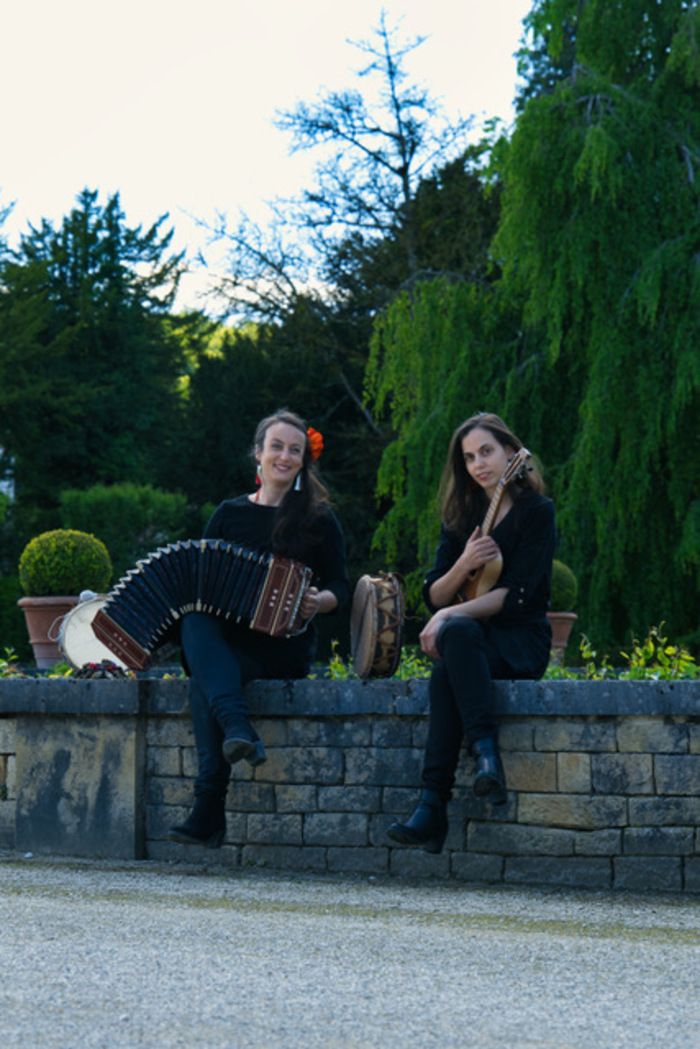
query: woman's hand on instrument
462 526 501 572
419 609 451 660
300 586 322 620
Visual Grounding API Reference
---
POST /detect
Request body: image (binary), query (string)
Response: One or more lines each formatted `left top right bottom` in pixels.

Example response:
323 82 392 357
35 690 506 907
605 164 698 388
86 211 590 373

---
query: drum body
59 597 128 670
350 573 404 678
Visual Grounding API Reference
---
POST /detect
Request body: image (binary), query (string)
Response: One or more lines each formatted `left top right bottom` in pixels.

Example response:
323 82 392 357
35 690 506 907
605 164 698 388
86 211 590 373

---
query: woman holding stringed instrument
169 409 349 849
388 412 555 854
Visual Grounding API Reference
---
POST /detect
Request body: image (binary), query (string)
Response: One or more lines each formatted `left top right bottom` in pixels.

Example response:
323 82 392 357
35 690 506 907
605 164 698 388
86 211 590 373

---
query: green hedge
60 483 189 580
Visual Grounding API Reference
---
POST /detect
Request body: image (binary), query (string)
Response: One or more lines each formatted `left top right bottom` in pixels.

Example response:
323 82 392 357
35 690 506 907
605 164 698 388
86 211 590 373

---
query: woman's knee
439 615 484 652
181 611 227 648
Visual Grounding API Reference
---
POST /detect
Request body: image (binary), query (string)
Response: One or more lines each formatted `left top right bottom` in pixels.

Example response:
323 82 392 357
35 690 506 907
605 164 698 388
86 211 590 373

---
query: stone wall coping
0 677 698 718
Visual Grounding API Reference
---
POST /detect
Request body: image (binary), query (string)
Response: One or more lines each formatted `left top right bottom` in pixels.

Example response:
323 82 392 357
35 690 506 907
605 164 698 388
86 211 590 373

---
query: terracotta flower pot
17 596 79 669
547 611 578 662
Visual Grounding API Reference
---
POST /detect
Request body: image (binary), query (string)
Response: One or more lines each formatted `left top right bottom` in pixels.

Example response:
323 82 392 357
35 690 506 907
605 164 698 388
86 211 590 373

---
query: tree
0 189 187 514
495 0 700 647
367 0 700 649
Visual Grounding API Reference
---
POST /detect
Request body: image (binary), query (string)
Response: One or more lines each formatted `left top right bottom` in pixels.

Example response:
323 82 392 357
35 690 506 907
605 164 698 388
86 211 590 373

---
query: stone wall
1 677 698 891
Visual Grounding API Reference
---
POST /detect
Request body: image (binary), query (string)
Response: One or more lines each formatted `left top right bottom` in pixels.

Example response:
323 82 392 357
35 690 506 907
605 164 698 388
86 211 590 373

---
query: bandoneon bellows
91 540 312 670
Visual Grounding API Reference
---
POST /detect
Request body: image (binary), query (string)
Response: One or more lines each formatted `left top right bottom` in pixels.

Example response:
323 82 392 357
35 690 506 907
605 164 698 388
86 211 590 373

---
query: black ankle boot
472 736 507 804
221 719 267 767
386 789 448 854
168 793 226 848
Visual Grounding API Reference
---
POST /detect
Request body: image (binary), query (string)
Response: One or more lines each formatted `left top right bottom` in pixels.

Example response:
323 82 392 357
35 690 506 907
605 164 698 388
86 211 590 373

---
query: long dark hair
253 409 331 558
440 412 545 537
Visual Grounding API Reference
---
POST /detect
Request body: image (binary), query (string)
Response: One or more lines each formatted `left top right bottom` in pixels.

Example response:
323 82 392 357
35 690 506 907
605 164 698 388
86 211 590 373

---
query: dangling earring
255 464 262 487
294 472 302 492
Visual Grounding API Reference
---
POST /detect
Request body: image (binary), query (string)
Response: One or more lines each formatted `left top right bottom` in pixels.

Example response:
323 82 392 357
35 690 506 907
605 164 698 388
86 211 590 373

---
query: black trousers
421 616 512 800
180 612 307 797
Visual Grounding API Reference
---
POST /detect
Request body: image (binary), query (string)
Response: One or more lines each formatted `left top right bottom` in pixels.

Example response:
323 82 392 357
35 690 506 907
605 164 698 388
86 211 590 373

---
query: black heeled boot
168 792 226 848
221 718 267 767
472 736 507 804
386 789 448 854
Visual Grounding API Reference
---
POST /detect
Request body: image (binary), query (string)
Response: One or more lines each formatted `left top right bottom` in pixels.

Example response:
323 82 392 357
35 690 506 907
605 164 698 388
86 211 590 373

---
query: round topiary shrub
18 529 112 596
550 559 578 612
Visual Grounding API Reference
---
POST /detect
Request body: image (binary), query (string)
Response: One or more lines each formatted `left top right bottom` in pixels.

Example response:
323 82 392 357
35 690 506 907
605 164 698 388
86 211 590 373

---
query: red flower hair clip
307 427 324 461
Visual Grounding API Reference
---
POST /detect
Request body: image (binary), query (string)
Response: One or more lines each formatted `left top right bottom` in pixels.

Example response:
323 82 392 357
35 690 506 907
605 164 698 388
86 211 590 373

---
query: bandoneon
92 540 313 670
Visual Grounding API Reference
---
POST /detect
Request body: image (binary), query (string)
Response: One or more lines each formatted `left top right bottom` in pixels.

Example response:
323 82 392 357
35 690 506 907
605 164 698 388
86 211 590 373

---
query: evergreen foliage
366 0 700 649
0 189 186 512
18 529 112 596
59 483 190 580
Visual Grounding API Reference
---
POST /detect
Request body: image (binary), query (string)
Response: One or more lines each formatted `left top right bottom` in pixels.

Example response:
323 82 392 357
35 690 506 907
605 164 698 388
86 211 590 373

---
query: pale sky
1 0 533 309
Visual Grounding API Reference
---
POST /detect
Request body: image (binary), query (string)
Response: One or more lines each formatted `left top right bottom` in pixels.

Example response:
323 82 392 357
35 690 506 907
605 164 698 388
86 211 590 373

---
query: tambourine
350 572 404 678
59 596 128 670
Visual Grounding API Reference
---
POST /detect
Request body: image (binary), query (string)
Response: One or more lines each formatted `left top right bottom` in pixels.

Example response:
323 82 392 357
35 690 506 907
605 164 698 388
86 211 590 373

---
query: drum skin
350 573 404 678
59 597 128 670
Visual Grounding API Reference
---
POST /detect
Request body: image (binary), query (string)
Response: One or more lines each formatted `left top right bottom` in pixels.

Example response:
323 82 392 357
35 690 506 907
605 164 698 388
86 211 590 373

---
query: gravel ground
1 850 698 1049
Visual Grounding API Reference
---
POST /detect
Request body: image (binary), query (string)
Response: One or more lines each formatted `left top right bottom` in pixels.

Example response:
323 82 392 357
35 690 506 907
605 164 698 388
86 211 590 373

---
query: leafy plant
544 624 698 680
18 529 112 596
550 559 578 611
0 647 25 678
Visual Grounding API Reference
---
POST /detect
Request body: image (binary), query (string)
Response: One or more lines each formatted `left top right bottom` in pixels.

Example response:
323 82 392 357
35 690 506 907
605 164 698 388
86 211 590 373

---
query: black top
423 489 556 677
202 494 350 671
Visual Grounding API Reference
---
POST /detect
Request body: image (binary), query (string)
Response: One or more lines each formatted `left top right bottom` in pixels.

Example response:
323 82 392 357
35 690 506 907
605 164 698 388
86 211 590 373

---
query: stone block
572 829 621 856
389 847 450 878
451 852 504 883
557 753 591 793
0 798 15 847
146 718 193 748
317 720 372 747
241 845 327 871
147 777 193 806
622 827 694 855
459 792 518 822
628 796 700 826
146 802 185 840
369 812 400 847
412 722 428 748
0 717 16 751
146 839 239 865
344 747 422 787
227 782 275 812
518 793 627 829
284 719 319 745
147 746 181 777
467 821 575 856
470 822 575 855
505 856 612 890
613 856 682 892
255 747 343 785
502 752 557 792
327 847 389 874
181 747 200 779
274 785 318 812
372 720 412 747
498 720 534 752
253 719 288 746
534 720 616 752
592 754 653 794
654 755 700 795
685 858 700 893
690 725 700 754
616 719 688 753
381 787 419 813
318 786 381 813
229 757 254 782
6 754 16 798
444 815 467 853
304 812 368 846
246 813 302 845
15 715 145 860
